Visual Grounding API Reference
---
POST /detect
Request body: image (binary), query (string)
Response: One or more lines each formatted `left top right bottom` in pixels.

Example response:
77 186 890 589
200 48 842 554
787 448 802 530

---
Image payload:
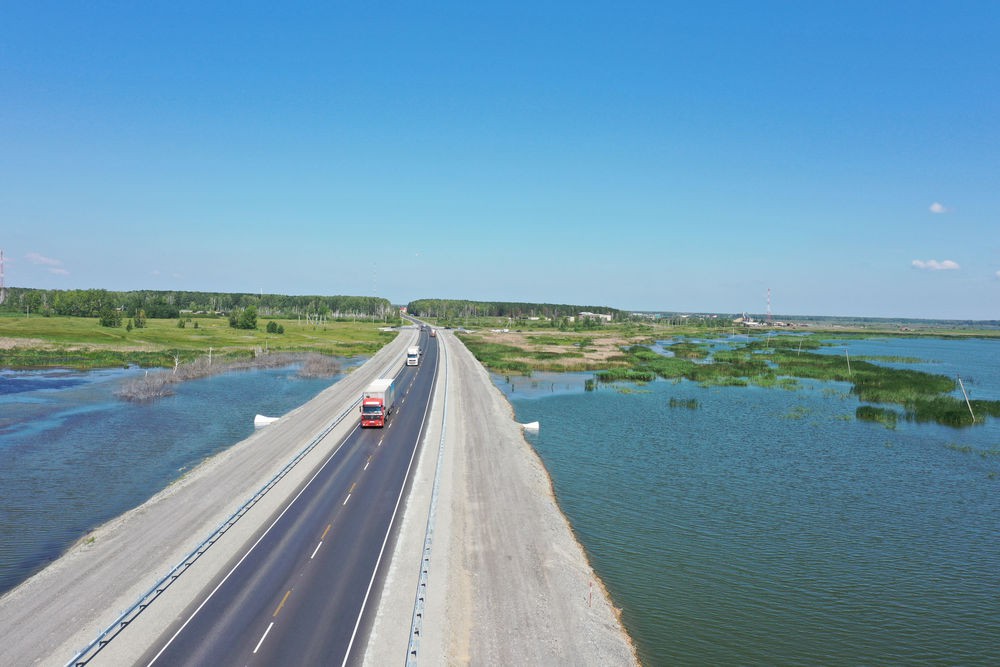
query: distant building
578 311 613 323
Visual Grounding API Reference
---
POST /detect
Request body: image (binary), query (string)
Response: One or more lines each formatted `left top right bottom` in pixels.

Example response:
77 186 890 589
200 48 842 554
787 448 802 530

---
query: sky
2 2 998 320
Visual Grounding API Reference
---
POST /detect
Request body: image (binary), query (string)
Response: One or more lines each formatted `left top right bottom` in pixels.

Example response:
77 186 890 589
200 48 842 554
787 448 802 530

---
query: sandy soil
464 328 645 370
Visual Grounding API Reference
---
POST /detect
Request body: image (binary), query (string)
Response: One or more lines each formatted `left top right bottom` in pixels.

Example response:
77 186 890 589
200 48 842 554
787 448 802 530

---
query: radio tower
0 249 6 306
766 287 772 325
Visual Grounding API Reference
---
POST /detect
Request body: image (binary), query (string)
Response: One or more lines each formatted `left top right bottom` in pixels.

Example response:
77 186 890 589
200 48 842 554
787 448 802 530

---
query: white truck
406 345 421 366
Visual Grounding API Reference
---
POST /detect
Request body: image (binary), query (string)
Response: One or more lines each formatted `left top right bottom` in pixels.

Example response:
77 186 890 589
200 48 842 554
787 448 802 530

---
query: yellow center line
273 589 292 617
321 523 331 540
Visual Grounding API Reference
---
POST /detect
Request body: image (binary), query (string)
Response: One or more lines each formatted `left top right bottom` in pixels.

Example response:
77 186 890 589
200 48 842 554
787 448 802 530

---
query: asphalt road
143 330 438 666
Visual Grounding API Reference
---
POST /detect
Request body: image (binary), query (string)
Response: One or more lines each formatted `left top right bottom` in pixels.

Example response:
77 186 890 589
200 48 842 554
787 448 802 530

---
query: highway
142 328 438 667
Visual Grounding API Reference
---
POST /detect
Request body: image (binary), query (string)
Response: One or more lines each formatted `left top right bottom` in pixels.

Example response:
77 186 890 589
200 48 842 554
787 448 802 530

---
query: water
496 337 1000 665
0 362 358 595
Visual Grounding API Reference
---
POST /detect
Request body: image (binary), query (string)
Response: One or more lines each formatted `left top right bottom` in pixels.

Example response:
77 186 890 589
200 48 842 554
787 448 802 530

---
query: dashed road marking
254 622 274 654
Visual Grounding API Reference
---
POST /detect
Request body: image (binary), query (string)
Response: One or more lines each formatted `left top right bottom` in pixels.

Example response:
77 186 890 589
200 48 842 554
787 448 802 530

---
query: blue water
495 337 1000 665
815 336 1000 400
0 362 358 595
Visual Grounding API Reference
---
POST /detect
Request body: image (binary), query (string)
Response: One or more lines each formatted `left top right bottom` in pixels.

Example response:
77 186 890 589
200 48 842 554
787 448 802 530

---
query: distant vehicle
360 378 395 428
406 345 420 366
429 328 437 338
420 324 427 331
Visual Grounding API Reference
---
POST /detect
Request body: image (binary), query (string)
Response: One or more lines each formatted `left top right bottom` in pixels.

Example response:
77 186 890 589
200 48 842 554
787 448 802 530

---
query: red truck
360 378 396 428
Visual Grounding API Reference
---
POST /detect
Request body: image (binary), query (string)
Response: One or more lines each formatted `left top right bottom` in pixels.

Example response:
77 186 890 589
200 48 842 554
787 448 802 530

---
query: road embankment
365 330 638 665
0 330 415 666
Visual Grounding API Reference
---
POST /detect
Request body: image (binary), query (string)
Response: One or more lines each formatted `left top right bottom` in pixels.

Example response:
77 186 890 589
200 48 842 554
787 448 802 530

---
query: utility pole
0 249 6 306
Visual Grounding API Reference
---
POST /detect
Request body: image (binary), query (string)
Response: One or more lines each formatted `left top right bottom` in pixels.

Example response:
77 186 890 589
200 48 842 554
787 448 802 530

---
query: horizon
3 283 999 324
3 3 998 320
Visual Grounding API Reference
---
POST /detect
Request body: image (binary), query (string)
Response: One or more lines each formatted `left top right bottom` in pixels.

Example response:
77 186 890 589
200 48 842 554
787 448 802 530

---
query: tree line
405 298 624 321
1 287 397 321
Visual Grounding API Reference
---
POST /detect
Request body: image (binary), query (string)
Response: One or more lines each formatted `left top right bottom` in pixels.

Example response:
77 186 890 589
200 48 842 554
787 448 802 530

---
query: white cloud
25 252 69 275
912 259 960 271
26 252 63 267
929 202 947 213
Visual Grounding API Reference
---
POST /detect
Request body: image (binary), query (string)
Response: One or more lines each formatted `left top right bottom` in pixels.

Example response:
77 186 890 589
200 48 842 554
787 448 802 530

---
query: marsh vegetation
457 323 1000 428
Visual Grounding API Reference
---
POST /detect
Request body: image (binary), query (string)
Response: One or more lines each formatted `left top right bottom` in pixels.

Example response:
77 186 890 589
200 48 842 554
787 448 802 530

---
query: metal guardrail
68 352 406 666
406 333 450 665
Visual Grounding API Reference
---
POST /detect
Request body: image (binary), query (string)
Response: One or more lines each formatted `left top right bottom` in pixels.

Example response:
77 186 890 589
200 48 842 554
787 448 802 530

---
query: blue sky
2 2 998 319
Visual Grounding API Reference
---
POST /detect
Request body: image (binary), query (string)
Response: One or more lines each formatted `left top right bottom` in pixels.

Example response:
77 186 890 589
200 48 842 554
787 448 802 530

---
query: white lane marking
147 392 374 665
343 493 351 506
342 336 441 667
364 457 370 471
311 541 323 559
253 622 274 654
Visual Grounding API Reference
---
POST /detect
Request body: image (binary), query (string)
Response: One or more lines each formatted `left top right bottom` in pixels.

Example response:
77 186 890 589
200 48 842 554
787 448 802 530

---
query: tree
99 307 122 327
134 309 147 329
230 305 258 330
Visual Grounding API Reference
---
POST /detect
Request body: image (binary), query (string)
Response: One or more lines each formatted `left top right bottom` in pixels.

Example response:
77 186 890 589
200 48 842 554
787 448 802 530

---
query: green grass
666 341 711 359
0 315 396 369
455 337 533 374
856 405 900 429
596 368 656 383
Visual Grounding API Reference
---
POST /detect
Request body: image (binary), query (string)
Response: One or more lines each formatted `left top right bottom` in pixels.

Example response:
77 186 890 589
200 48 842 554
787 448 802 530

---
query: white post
958 376 976 423
846 349 851 376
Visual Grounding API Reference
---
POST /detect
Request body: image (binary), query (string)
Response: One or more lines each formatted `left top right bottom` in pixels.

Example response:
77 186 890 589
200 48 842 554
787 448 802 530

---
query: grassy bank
0 315 397 370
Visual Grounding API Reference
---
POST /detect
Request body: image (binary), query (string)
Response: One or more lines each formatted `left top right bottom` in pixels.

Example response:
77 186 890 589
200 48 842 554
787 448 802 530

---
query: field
0 314 397 369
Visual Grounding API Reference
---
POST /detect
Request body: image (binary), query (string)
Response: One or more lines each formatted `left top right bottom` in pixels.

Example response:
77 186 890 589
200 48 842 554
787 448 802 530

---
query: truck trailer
360 378 396 428
406 346 420 366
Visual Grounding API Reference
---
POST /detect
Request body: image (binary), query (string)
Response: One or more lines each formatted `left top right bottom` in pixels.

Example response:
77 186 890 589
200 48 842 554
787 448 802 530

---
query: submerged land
445 316 1000 429
3 307 1000 427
